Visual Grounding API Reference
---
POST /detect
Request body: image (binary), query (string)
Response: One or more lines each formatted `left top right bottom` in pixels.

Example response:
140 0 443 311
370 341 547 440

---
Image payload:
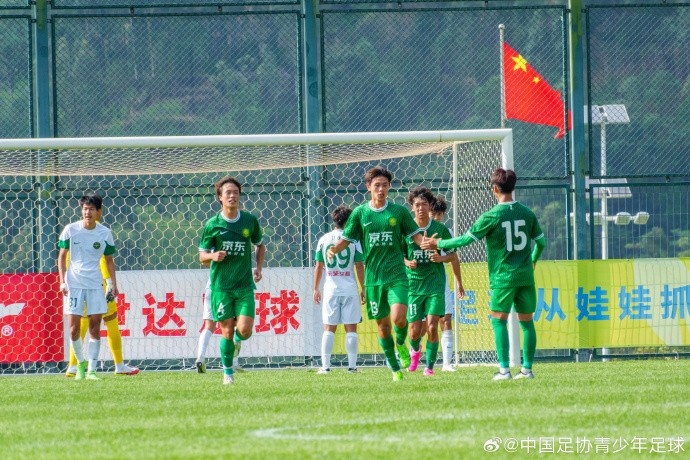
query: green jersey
199 211 264 292
405 219 453 295
342 200 420 286
439 201 543 289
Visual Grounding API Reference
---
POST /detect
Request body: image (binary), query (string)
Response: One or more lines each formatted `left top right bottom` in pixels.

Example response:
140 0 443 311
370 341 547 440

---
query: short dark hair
490 168 517 194
431 195 448 214
364 166 393 185
406 186 436 207
79 194 103 210
331 205 352 229
215 176 242 197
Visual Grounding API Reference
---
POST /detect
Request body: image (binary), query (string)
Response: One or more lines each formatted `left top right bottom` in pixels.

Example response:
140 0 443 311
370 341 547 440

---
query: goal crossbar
0 129 512 176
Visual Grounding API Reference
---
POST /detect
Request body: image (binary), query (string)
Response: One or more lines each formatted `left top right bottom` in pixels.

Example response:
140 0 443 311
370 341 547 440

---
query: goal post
0 129 514 374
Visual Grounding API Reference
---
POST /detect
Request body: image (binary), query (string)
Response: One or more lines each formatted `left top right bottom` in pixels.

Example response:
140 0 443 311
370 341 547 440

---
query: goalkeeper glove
105 278 115 302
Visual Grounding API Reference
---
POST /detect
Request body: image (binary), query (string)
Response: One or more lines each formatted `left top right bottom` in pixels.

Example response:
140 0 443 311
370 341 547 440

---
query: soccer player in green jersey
327 166 423 382
199 177 266 385
403 187 461 376
422 168 545 380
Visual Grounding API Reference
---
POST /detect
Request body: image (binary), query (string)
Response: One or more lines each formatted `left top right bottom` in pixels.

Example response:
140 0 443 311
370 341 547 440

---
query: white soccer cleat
441 365 457 372
115 363 140 375
492 371 512 381
223 374 235 385
513 370 534 379
65 365 78 378
317 368 330 375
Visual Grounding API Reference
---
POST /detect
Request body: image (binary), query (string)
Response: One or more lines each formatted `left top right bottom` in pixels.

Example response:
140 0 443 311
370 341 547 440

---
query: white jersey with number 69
314 229 363 298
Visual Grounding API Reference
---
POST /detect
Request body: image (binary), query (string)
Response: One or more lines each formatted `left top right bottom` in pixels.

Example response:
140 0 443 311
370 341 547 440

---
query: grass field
1 360 689 459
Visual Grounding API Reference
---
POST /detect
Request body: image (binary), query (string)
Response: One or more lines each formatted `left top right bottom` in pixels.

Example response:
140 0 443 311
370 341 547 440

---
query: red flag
503 42 571 139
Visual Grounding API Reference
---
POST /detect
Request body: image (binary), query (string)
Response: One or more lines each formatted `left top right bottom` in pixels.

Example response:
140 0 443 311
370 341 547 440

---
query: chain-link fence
1 0 690 367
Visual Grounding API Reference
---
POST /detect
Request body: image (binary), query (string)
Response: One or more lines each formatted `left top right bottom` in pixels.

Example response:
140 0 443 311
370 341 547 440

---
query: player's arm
326 238 349 261
354 261 365 304
531 235 546 269
313 261 324 303
448 253 465 298
104 254 119 298
57 247 69 295
253 242 266 282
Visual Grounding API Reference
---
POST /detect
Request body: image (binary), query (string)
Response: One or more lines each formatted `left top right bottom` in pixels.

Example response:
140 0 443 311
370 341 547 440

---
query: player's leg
441 286 456 371
342 293 362 372
406 294 425 372
103 300 139 376
64 289 88 379
367 285 400 379
211 290 238 384
423 294 445 376
83 289 107 380
388 280 410 369
232 288 256 377
514 285 537 379
195 319 215 373
195 285 215 373
490 287 513 381
66 314 88 377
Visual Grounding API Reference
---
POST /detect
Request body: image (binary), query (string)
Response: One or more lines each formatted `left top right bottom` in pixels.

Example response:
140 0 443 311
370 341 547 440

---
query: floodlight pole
600 120 608 260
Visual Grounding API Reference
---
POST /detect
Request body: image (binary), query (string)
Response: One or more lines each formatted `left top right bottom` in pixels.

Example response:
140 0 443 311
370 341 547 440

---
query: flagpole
499 24 506 129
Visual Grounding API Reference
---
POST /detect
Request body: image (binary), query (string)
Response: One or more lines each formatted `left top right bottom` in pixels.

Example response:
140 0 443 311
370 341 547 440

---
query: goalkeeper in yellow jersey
65 209 139 377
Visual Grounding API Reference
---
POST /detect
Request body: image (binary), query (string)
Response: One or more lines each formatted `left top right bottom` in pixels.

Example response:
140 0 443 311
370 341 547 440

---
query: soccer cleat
423 368 434 377
317 368 330 374
195 361 206 374
223 374 234 385
75 362 87 381
65 365 77 378
396 344 411 369
85 370 101 381
347 368 358 374
441 365 457 372
234 364 247 373
513 370 534 380
408 348 421 372
114 363 140 376
392 370 404 382
492 371 512 381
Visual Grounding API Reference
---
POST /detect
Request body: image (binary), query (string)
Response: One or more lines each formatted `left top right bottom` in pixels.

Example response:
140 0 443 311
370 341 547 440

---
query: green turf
1 360 689 459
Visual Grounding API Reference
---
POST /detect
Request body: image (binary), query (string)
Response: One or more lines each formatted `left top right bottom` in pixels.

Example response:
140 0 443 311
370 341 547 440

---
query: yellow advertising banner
343 258 690 354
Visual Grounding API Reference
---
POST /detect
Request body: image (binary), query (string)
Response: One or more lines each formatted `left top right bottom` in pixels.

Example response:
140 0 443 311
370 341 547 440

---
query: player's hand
106 288 115 302
326 247 335 263
313 289 321 304
404 258 417 269
429 252 443 263
253 267 262 282
60 283 68 295
456 283 465 300
421 233 439 250
360 290 366 305
213 251 227 262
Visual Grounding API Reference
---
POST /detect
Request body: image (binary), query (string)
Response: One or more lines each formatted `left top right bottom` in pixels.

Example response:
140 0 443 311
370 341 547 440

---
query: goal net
0 129 511 375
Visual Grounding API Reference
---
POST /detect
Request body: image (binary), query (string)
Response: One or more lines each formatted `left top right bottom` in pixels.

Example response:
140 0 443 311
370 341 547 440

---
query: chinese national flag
503 42 571 139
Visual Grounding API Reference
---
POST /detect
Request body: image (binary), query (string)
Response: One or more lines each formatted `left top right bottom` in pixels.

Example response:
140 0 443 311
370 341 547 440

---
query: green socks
378 336 400 372
393 324 408 347
219 337 235 375
410 337 422 352
491 318 510 369
425 341 439 370
519 320 537 370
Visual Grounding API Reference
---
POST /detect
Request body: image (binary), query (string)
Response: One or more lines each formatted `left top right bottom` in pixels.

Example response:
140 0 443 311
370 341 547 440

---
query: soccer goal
0 129 512 374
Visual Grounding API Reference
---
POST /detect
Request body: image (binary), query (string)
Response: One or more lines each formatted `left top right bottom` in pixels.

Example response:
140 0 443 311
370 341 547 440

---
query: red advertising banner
0 273 63 363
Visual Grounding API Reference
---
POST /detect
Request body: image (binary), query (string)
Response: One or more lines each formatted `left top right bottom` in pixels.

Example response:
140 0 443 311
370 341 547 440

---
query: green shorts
407 293 445 322
365 280 408 320
491 285 537 314
211 288 256 322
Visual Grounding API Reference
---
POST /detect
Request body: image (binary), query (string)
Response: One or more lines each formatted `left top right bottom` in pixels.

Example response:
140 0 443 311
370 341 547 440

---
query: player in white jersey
58 194 118 381
313 205 365 373
430 195 464 371
194 278 243 373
